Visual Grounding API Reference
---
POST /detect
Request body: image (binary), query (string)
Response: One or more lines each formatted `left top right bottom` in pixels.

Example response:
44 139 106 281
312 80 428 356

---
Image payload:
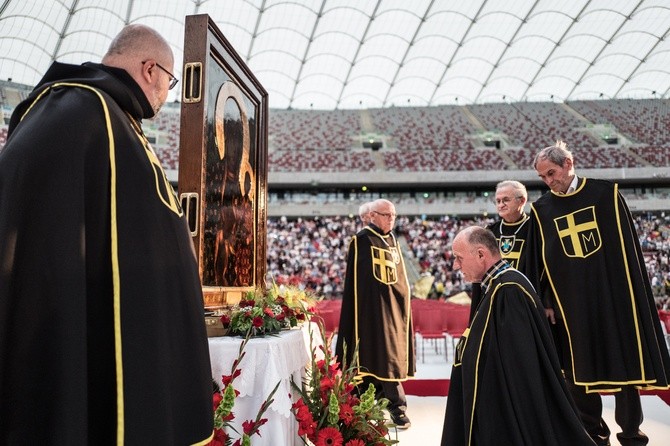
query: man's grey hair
495 180 527 200
358 202 371 218
533 140 573 169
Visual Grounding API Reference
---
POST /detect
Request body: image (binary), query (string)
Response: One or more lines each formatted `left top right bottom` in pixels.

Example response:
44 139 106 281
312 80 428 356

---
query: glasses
143 60 179 90
373 210 396 218
495 196 520 205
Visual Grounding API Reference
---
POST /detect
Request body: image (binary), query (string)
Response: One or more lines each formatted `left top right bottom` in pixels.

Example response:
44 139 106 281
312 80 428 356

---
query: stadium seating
368 106 476 151
630 146 670 167
269 109 362 150
382 148 509 171
468 102 600 150
269 148 376 172
569 99 670 146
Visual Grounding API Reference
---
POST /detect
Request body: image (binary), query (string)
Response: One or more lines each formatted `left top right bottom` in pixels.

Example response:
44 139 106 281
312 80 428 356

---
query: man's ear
564 157 574 170
140 59 156 85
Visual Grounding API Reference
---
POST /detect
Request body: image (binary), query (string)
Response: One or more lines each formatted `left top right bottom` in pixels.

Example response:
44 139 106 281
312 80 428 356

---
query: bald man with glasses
0 24 211 445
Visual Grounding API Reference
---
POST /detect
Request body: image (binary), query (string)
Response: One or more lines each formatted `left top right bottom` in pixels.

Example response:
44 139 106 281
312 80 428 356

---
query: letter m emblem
554 206 601 258
371 246 398 284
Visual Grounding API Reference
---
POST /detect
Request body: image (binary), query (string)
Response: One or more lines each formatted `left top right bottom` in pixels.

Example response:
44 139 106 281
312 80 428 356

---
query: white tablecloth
208 324 320 445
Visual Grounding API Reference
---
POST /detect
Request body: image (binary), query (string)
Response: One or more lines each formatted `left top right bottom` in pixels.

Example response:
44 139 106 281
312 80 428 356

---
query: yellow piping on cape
613 183 646 380
24 82 125 444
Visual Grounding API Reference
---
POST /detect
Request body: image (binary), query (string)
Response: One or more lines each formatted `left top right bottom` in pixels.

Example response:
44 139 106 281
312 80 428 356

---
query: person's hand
545 308 556 324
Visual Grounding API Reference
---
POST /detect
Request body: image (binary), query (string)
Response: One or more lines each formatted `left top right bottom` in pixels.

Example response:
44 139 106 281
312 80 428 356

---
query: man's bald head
103 24 173 67
102 24 175 115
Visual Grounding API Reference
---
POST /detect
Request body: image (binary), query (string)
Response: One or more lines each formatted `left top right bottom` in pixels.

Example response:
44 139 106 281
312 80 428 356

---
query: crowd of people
266 212 670 306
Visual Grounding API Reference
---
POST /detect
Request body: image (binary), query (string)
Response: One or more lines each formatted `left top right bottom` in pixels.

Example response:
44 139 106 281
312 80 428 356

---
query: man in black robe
335 199 415 429
441 226 594 446
527 140 670 446
0 25 213 445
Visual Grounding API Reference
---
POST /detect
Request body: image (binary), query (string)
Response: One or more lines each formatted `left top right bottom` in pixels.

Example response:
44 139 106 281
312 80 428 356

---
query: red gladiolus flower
319 375 335 397
344 440 365 446
263 307 274 317
252 316 264 328
242 419 255 435
315 426 343 446
292 398 306 410
221 368 241 387
297 405 312 421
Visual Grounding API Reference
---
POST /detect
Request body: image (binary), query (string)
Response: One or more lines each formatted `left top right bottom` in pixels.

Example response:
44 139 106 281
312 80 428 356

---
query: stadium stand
4 82 668 175
382 148 509 171
368 106 476 151
269 148 377 172
269 109 362 150
145 105 181 170
632 146 670 166
468 101 601 150
569 99 670 146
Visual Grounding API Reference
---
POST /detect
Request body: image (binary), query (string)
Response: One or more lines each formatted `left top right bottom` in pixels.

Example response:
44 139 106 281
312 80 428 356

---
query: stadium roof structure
1 0 670 110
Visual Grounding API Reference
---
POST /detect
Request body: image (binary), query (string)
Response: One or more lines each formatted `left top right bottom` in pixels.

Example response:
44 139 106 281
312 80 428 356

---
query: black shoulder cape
441 267 594 446
0 62 213 445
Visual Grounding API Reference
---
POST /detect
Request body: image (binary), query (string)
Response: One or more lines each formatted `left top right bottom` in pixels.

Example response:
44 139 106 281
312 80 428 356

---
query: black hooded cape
0 62 213 445
442 265 594 446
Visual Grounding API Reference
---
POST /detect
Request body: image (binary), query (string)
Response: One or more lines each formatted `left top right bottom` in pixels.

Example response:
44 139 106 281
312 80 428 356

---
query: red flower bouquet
222 284 316 337
291 326 398 446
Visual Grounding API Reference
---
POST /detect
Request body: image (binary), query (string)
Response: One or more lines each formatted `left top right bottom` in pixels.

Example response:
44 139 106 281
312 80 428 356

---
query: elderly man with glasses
336 198 416 429
489 180 530 271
